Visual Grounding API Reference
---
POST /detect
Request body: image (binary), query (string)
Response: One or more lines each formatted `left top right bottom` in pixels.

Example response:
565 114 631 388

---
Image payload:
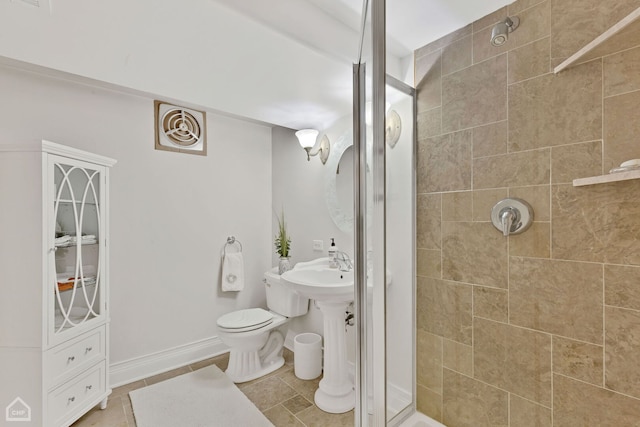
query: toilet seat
217 308 274 333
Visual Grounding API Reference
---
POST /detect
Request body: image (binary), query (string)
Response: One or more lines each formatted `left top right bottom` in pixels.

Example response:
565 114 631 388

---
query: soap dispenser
328 238 338 268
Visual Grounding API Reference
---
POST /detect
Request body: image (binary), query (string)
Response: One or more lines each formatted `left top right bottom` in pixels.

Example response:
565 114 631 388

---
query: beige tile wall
414 0 640 425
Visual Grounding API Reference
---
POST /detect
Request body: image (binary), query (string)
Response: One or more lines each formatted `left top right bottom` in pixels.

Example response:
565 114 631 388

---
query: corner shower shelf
554 7 640 73
573 169 640 187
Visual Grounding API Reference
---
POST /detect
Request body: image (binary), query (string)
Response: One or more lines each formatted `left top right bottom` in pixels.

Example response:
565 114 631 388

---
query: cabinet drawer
48 361 106 426
45 326 105 388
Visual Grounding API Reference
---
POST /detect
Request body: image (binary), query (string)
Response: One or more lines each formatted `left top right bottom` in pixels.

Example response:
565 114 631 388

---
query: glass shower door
384 77 416 425
353 0 385 425
354 0 415 426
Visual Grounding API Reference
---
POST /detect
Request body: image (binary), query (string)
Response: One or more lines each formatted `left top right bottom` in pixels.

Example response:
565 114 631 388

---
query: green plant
274 209 291 258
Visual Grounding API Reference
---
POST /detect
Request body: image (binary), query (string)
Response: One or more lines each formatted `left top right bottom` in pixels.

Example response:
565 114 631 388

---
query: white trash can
294 333 322 380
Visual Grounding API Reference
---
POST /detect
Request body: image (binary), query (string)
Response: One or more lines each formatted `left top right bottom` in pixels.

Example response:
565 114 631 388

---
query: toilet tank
264 269 309 317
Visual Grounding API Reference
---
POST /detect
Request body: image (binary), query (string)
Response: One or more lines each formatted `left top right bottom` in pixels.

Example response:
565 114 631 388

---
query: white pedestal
314 300 355 413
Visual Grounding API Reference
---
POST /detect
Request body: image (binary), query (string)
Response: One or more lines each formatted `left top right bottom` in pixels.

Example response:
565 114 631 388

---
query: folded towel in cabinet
222 252 244 292
54 235 71 245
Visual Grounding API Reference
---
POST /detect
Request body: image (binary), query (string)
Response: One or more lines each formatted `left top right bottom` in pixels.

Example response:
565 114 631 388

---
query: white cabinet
0 140 116 426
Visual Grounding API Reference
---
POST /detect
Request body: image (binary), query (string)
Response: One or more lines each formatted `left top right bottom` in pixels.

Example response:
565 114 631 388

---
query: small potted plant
274 209 292 274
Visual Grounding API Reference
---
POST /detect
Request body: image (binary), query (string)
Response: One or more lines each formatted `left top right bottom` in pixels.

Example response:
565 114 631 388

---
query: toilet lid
217 308 274 331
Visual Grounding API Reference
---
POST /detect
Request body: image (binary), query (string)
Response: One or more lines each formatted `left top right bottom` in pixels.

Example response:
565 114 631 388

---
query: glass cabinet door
49 157 105 341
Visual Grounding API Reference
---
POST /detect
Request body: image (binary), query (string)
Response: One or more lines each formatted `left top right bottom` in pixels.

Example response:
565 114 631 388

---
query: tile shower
414 0 640 425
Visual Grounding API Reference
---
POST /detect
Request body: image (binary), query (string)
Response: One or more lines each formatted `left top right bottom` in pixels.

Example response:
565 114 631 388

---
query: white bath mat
129 365 274 427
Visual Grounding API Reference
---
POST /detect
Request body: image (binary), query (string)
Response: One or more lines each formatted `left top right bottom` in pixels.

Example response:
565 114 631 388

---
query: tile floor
71 349 354 427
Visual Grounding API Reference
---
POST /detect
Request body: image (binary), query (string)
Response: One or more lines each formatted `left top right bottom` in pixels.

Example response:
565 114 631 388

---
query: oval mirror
325 130 354 232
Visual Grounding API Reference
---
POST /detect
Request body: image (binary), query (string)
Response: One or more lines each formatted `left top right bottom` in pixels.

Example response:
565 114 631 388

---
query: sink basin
281 267 354 302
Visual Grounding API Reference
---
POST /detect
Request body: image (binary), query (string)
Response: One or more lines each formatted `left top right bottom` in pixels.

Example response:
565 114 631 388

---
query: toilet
217 269 309 383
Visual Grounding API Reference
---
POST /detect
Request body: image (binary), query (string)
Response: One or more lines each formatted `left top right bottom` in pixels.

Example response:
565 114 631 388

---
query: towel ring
225 236 243 254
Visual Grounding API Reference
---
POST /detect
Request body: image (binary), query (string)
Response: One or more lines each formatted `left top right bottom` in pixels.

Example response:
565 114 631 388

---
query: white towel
222 252 245 292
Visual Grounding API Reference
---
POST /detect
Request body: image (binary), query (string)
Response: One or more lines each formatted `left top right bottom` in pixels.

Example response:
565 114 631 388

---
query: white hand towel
222 252 245 292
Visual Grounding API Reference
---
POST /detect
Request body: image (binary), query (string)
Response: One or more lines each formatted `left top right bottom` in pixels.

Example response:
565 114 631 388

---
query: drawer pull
85 346 93 353
85 385 93 391
68 396 75 404
67 356 75 363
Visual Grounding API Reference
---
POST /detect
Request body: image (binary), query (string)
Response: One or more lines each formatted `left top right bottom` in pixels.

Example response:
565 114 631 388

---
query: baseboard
110 336 228 387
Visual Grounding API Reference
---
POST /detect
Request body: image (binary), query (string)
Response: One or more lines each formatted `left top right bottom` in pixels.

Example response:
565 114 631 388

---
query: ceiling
0 0 513 131
202 0 515 129
214 0 514 61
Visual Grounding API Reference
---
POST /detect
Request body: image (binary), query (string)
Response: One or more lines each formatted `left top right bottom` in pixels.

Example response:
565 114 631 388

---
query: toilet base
219 316 289 384
225 353 285 383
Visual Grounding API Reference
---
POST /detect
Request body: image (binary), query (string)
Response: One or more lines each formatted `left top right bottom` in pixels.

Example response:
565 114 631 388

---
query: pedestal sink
281 264 355 414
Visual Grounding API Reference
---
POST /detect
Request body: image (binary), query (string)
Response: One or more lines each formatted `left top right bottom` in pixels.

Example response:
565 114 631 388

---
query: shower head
490 16 520 47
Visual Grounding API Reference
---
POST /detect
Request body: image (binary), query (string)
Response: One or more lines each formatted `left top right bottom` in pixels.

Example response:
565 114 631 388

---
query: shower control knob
491 198 533 236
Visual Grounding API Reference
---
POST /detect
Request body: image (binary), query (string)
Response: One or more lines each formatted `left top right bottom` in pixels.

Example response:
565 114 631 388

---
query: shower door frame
354 0 418 424
353 0 387 424
384 74 417 426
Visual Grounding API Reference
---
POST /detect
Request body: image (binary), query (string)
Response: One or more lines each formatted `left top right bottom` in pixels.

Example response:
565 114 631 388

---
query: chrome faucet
334 250 353 272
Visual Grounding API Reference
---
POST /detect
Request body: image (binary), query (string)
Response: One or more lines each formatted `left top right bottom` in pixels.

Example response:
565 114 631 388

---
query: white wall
271 118 354 338
272 120 354 263
0 64 272 373
0 48 414 396
0 0 351 130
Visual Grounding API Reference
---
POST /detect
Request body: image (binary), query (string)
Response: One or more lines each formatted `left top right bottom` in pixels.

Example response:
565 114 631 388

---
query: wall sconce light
295 129 330 164
365 102 402 148
386 110 402 148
